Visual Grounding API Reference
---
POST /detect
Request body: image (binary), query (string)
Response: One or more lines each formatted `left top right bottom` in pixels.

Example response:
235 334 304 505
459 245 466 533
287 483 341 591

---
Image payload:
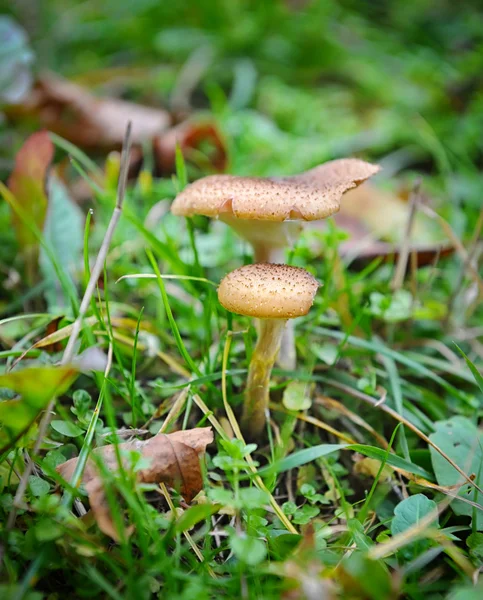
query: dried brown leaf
57 426 213 540
153 120 228 175
6 130 53 259
7 74 227 177
8 74 172 149
309 182 454 267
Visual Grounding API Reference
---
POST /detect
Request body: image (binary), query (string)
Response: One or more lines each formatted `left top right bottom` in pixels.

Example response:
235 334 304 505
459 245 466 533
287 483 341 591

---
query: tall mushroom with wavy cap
218 263 319 439
171 158 381 263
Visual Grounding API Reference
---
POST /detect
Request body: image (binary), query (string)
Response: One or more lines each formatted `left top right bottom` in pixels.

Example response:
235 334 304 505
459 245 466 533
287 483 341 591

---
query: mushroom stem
242 318 286 438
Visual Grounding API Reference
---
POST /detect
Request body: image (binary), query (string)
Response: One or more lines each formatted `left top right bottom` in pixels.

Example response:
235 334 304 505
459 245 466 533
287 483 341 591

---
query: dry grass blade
315 395 389 448
269 403 356 443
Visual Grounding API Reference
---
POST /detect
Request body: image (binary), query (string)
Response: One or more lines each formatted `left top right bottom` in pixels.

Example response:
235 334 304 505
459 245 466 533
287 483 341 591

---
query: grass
0 1 483 599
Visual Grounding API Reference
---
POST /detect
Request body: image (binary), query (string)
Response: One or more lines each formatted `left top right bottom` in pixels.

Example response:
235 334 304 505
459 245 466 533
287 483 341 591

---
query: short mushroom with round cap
218 263 319 438
171 158 381 263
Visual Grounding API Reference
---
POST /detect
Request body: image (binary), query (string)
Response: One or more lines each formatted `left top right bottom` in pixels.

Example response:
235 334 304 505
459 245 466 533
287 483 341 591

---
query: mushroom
172 157 380 370
218 263 319 439
171 158 381 263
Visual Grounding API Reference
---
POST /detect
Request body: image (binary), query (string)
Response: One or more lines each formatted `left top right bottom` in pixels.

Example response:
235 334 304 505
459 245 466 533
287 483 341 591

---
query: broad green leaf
429 417 483 530
391 494 438 536
449 584 483 600
174 503 221 534
40 174 83 310
0 365 78 452
340 552 393 600
229 533 267 566
282 381 312 411
51 420 83 438
28 475 50 497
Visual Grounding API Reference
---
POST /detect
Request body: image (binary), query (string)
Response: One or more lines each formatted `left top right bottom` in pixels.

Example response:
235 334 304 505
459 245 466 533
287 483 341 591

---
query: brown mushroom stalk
242 318 287 434
218 264 319 439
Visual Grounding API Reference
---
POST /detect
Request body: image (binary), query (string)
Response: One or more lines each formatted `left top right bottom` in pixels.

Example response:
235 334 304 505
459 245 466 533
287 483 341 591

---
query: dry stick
391 179 420 291
445 206 483 325
7 122 133 530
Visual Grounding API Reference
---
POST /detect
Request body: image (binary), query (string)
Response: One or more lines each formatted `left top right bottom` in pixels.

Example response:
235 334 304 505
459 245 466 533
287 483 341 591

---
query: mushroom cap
218 263 319 319
171 158 380 222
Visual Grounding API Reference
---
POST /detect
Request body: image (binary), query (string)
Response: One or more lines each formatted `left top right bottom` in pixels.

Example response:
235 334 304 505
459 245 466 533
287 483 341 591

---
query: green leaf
391 494 438 536
264 443 345 473
174 504 221 534
238 487 270 509
454 344 483 398
34 518 63 542
28 475 50 497
40 174 84 311
449 584 483 600
467 532 483 561
340 552 393 600
51 420 83 438
282 381 312 410
229 533 267 566
0 366 78 452
292 504 320 525
262 442 434 481
429 417 483 530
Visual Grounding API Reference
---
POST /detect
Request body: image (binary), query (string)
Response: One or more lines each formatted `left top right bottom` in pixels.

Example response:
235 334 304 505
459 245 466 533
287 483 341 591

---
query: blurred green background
1 0 482 221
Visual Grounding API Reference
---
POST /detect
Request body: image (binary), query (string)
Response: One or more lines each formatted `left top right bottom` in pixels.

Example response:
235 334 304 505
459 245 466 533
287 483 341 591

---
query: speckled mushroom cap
171 158 380 222
218 264 319 319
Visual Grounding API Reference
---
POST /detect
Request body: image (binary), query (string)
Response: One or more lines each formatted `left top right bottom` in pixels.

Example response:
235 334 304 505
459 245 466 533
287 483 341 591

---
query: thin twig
391 179 420 291
6 122 132 531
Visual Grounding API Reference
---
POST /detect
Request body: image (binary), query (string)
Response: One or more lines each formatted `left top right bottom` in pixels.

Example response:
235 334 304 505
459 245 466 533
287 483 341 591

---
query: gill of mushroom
217 263 319 440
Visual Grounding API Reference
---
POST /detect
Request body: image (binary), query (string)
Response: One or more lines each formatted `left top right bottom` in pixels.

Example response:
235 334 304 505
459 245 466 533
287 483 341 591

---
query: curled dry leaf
153 120 228 175
56 427 213 541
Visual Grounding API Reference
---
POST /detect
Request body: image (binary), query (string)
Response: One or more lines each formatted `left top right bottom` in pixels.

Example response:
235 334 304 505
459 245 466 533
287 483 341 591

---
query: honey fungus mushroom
171 158 381 263
218 263 319 439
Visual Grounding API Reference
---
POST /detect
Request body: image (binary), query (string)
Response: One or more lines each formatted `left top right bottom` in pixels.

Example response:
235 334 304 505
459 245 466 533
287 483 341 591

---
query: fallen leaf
7 73 228 176
56 427 213 540
153 120 228 175
4 130 54 281
8 74 172 149
41 316 65 353
308 182 454 267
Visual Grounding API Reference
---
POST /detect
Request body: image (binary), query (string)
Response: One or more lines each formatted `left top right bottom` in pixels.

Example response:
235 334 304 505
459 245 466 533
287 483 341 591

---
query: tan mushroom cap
218 263 319 319
171 158 380 222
